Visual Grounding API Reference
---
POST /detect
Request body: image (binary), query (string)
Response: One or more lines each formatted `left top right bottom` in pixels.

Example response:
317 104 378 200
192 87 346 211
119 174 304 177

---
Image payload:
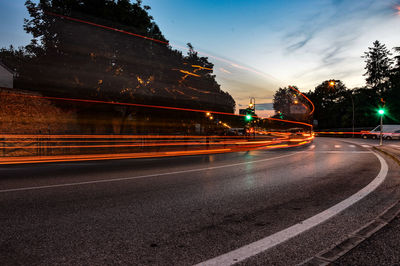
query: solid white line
334 145 341 148
0 151 304 193
195 151 388 266
308 151 370 154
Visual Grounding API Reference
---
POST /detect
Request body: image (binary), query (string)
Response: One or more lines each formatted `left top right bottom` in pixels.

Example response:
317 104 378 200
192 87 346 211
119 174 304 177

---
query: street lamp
329 80 355 137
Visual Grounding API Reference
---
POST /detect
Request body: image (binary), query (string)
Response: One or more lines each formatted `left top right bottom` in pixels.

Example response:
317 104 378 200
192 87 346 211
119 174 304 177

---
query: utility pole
378 108 385 145
380 114 383 146
378 98 385 146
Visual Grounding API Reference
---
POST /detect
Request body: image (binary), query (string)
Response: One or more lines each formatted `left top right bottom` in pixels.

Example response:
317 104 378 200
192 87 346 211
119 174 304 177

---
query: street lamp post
380 114 383 146
349 92 355 138
329 80 355 137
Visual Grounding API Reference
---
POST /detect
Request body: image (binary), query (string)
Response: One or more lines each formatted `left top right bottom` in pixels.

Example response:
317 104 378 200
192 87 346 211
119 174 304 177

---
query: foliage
362 40 392 93
272 86 310 122
0 0 237 134
272 87 291 115
305 80 350 128
0 89 75 134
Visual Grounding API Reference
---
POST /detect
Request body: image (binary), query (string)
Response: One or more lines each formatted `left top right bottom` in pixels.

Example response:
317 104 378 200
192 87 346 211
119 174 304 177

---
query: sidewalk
374 145 400 165
333 145 400 265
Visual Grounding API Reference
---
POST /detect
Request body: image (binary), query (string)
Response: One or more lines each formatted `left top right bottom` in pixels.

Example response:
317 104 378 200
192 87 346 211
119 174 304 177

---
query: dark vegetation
273 40 400 130
0 0 236 134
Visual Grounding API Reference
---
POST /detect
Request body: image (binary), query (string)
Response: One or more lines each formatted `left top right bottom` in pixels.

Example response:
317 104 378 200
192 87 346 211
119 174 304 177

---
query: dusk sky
1 0 400 116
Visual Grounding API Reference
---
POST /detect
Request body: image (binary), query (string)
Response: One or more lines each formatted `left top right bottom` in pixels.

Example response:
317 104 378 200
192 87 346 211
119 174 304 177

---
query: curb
298 201 400 266
373 146 400 166
298 147 400 266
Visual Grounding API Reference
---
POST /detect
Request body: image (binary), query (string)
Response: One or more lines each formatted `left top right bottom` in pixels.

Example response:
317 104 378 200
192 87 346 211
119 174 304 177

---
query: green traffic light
378 109 385 115
245 114 252 121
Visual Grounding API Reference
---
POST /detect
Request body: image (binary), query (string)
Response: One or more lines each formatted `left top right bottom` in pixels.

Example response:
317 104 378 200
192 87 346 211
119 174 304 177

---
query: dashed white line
362 145 371 148
195 151 388 266
334 145 341 148
349 145 356 148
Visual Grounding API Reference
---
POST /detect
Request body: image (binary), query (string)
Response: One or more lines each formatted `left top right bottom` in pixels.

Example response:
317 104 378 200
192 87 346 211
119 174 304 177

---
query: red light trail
288 85 315 115
0 137 313 165
44 11 169 45
1 89 313 128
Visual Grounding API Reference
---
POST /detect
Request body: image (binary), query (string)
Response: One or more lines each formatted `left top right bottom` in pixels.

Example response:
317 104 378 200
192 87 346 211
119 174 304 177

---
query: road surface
1 137 399 265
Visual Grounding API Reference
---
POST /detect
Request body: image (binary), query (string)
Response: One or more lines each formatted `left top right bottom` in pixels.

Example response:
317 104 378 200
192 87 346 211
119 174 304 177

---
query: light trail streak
0 134 313 165
315 132 369 135
0 134 274 139
0 148 232 165
179 70 201 77
289 85 315 115
1 89 313 128
44 11 169 45
1 140 272 149
38 12 315 129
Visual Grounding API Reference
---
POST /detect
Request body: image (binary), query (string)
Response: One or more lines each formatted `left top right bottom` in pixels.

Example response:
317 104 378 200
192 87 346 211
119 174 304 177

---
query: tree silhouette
0 0 237 134
272 87 291 115
362 40 393 93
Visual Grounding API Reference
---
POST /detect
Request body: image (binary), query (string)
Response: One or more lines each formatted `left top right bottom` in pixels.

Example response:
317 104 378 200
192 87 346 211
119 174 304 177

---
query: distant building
0 60 14 88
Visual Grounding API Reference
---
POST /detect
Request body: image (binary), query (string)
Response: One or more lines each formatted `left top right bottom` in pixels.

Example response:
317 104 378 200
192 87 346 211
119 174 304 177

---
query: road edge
298 146 400 266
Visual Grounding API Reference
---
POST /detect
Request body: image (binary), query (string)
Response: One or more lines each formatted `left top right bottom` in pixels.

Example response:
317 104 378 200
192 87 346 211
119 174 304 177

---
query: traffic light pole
379 115 383 146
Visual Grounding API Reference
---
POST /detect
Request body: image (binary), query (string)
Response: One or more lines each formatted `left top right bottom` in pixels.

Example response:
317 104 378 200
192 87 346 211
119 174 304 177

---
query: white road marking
309 144 316 150
195 151 388 266
309 151 370 154
349 145 356 148
0 151 305 193
362 145 371 148
334 145 341 148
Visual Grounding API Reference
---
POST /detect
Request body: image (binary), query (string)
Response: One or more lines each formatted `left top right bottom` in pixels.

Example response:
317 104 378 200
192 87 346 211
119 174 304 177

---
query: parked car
383 129 400 140
361 125 400 139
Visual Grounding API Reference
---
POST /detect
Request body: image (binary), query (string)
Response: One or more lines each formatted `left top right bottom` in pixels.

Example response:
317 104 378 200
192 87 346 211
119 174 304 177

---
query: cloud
219 67 231 74
254 103 273 110
267 0 400 90
286 35 313 52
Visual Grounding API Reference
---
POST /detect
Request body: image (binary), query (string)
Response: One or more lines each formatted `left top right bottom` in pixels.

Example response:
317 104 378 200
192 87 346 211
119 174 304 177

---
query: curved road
0 138 398 265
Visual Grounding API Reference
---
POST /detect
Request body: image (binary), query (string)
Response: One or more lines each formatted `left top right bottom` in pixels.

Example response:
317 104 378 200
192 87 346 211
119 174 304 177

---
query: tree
394 47 400 70
4 0 236 134
383 46 400 123
273 87 291 115
305 80 349 129
19 0 235 112
362 40 393 92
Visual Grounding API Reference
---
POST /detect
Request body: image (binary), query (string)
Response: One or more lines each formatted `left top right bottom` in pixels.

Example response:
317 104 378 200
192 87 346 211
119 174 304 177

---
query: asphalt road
1 137 399 265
